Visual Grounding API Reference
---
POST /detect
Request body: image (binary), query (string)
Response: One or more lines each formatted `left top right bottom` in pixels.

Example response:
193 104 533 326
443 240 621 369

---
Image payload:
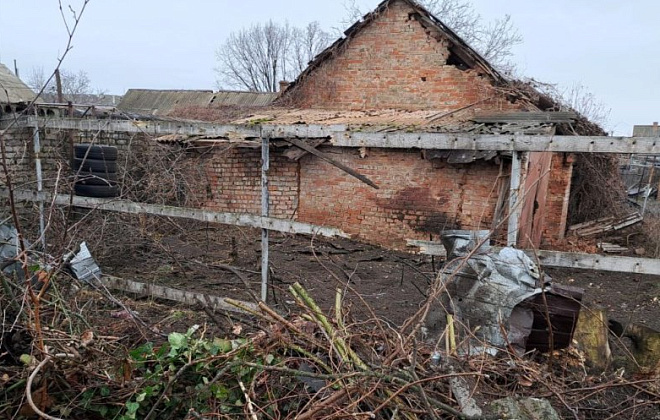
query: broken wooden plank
472 111 577 124
281 137 379 189
612 213 643 230
2 189 350 239
283 139 326 161
597 242 629 253
568 215 616 232
569 212 642 237
101 276 258 314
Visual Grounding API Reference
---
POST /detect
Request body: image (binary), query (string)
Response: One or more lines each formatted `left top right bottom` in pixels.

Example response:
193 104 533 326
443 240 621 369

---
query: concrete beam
2 189 349 239
18 117 660 154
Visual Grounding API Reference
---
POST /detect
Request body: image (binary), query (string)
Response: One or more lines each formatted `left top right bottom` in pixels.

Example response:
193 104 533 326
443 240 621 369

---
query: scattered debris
490 397 561 420
425 230 583 355
598 241 629 253
568 211 642 237
66 242 102 283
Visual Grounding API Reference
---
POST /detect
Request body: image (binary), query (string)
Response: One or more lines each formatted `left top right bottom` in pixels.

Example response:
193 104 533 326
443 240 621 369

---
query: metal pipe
507 151 522 246
261 136 270 302
32 111 46 251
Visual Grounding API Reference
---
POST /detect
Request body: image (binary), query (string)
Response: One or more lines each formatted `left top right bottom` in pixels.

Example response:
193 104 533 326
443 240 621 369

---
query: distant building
117 89 277 117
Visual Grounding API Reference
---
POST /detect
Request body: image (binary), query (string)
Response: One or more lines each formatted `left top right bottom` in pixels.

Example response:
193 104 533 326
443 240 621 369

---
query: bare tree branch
215 20 330 92
26 67 94 103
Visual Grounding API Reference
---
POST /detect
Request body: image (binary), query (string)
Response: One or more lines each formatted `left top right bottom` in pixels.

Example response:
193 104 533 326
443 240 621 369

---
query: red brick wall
286 0 519 113
203 148 298 218
543 153 574 243
297 147 502 249
195 0 575 249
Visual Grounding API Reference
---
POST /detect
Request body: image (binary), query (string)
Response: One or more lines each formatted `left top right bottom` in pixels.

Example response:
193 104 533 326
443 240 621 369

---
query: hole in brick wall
421 76 427 82
446 50 470 71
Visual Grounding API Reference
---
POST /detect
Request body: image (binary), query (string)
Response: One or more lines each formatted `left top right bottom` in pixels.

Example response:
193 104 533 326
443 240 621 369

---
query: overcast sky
0 0 658 135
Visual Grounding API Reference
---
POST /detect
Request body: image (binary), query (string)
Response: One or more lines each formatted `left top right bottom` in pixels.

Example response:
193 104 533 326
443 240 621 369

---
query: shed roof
210 91 278 107
0 63 40 104
118 89 278 116
118 89 214 115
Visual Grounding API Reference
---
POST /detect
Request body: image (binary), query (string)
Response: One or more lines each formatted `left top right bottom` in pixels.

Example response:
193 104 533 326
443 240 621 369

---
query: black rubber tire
74 184 120 198
74 144 118 160
75 171 118 186
73 158 117 173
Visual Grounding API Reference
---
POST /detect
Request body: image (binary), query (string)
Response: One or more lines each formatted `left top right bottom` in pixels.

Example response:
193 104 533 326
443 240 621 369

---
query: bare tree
341 0 522 74
26 66 93 102
547 82 611 128
215 20 330 92
290 22 332 76
521 78 611 128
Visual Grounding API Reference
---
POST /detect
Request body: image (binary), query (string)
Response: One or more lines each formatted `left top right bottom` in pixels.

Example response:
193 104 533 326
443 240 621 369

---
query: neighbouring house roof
0 63 41 104
118 89 278 116
118 89 214 115
210 91 278 107
632 125 660 137
38 92 123 106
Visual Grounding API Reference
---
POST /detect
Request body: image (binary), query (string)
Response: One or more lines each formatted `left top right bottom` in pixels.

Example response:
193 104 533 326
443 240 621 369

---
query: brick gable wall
286 0 518 113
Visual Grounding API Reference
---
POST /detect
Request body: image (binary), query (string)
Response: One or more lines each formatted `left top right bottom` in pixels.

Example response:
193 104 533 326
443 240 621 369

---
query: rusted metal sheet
524 284 583 352
427 232 583 355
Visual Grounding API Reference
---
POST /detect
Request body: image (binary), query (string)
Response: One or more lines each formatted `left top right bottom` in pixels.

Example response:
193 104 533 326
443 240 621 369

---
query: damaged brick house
172 0 607 250
0 0 613 254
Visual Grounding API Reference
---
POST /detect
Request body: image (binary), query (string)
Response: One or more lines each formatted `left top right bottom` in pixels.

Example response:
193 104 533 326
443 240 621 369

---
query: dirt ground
99 224 660 334
548 267 660 332
104 226 434 328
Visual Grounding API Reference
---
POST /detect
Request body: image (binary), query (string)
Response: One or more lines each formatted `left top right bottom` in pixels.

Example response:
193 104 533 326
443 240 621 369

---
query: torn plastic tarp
425 231 583 355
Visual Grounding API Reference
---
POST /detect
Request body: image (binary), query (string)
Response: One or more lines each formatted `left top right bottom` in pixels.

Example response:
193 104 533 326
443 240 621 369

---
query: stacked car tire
73 144 120 198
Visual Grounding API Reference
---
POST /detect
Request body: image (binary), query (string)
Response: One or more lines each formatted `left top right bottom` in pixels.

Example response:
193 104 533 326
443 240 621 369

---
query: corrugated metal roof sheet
0 63 40 104
210 91 278 107
117 89 278 116
118 89 214 115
